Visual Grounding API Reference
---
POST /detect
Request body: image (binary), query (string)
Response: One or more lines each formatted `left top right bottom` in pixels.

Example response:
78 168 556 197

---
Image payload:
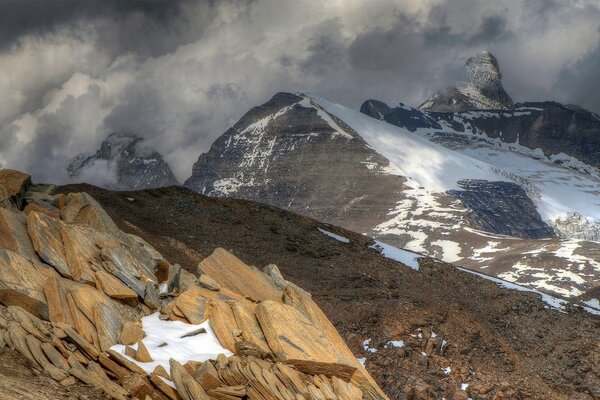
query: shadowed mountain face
185 92 405 233
68 132 178 190
420 51 514 112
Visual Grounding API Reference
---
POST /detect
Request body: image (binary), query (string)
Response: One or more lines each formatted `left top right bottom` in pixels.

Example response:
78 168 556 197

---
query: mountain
184 91 599 301
419 51 514 112
67 132 178 190
57 181 600 400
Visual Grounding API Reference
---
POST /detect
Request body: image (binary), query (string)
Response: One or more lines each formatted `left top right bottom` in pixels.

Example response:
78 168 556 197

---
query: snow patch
318 228 350 243
369 240 420 271
110 313 232 378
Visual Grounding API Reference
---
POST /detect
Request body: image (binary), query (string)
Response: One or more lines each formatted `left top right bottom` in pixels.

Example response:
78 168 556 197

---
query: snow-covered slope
312 94 511 191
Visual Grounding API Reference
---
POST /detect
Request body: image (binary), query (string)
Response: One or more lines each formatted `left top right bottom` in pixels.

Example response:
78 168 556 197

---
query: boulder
60 223 101 283
283 283 388 400
0 250 48 319
195 361 223 390
169 358 210 400
135 340 153 362
0 169 31 209
0 208 39 260
230 301 271 354
207 300 239 353
26 211 71 278
198 248 281 302
120 321 145 345
256 300 357 380
61 192 157 279
41 342 71 371
43 273 73 325
95 270 138 300
149 372 182 400
94 302 124 352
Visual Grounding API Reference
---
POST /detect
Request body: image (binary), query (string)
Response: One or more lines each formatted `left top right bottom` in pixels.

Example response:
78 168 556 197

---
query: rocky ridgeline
0 168 387 400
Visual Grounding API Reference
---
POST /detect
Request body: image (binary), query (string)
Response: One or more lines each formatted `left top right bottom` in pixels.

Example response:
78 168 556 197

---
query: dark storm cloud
555 38 600 113
0 0 189 56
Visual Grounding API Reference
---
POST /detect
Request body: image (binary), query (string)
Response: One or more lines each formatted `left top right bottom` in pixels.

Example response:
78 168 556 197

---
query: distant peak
420 50 513 112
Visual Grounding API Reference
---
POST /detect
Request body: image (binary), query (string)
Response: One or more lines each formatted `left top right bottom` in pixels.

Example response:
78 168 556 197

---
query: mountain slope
68 132 178 190
57 183 600 400
185 92 598 300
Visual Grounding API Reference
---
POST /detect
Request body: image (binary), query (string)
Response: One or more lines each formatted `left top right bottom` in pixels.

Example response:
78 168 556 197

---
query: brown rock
169 358 210 400
207 385 246 399
0 208 39 260
230 301 271 354
453 389 469 400
41 342 70 371
332 376 363 399
98 353 131 380
197 274 220 291
7 305 51 341
8 322 40 368
0 249 49 319
43 273 73 325
198 248 281 302
0 169 31 209
256 300 357 379
61 192 157 279
26 211 71 278
153 365 171 380
60 223 101 283
25 334 51 368
149 372 182 400
208 300 239 352
24 202 60 219
108 348 148 376
94 302 124 352
195 360 223 390
63 325 100 359
59 376 77 386
95 270 139 300
120 321 145 345
66 291 97 344
283 283 387 400
135 340 154 362
168 287 211 324
122 373 167 400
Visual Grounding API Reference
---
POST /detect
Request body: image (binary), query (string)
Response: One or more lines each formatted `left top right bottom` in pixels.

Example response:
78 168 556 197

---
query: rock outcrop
68 132 178 190
0 168 387 400
420 51 514 112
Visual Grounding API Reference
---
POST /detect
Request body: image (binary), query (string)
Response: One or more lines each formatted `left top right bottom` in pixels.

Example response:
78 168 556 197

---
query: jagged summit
68 132 178 190
420 50 514 112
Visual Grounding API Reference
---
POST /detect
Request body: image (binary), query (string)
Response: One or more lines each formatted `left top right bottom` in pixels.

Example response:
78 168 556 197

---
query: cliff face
420 51 514 112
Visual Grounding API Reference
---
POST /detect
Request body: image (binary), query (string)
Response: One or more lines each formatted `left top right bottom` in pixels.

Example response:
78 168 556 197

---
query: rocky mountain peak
67 132 178 190
420 50 514 112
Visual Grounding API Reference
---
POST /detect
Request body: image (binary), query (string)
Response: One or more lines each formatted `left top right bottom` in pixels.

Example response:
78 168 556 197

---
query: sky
0 0 599 184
